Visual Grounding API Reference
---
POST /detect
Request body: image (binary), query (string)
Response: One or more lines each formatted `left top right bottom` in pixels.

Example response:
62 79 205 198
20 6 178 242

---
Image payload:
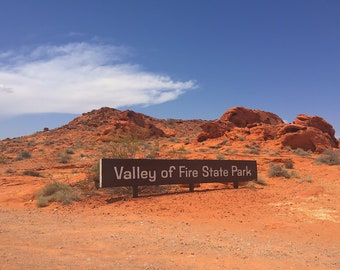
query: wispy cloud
0 42 196 115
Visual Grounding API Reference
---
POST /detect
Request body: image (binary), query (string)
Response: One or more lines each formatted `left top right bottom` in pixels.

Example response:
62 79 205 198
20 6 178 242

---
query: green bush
268 163 290 178
315 149 340 165
36 182 81 207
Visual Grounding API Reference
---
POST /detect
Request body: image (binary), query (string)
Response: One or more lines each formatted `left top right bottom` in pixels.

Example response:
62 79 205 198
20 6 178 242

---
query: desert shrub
6 168 15 174
289 170 300 179
44 141 54 146
166 118 177 126
58 150 72 163
238 136 245 141
298 175 313 183
0 155 7 164
221 139 228 144
293 148 311 157
315 149 340 165
264 149 281 156
168 137 179 143
255 175 268 185
23 170 42 177
27 140 37 147
144 141 160 159
225 148 238 154
145 152 158 159
168 147 188 159
268 163 290 178
177 146 186 152
36 182 81 207
244 144 260 155
65 148 75 155
216 153 225 160
210 145 222 149
102 135 140 159
16 150 31 160
284 160 294 169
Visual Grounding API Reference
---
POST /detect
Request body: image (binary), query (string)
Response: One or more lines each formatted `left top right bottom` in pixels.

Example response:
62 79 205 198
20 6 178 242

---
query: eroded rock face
197 120 233 142
280 127 336 152
278 124 307 136
117 110 165 138
293 114 338 148
197 107 284 142
119 110 146 128
249 124 281 141
197 106 338 152
220 107 284 127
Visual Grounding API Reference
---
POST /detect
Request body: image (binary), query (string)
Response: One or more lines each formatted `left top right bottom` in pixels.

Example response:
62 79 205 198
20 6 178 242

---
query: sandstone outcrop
293 114 338 148
197 107 284 141
277 115 338 152
280 127 336 152
197 120 233 142
196 107 338 152
220 106 284 127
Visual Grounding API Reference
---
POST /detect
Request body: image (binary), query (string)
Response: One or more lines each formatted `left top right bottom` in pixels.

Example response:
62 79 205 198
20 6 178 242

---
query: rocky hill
0 105 338 201
1 106 339 269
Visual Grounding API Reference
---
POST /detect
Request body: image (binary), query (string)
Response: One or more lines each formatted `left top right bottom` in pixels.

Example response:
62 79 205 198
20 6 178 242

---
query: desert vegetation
36 181 81 207
316 149 340 165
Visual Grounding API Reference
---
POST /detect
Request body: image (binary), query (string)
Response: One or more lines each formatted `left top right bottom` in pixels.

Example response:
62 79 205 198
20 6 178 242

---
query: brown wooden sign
100 159 257 197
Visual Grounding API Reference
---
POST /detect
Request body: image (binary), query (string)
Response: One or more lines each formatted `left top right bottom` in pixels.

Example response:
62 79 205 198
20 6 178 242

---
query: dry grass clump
315 149 340 165
23 170 42 177
36 182 81 207
15 150 31 161
255 175 268 185
268 163 290 179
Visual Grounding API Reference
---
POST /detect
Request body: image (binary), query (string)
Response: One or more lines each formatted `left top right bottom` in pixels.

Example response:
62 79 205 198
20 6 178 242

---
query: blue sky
0 0 339 139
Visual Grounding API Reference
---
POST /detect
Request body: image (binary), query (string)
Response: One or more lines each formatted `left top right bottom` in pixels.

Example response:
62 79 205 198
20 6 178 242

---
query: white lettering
202 166 228 177
231 165 252 177
113 166 156 182
179 166 198 178
114 166 124 179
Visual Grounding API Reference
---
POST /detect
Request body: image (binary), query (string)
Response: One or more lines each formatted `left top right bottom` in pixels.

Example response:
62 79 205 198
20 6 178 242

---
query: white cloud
0 42 197 115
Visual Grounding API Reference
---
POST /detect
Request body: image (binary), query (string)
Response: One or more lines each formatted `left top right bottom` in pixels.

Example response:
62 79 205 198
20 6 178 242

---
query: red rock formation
197 107 284 142
293 114 338 147
197 120 233 142
249 124 281 141
277 124 307 136
220 107 284 127
280 127 336 152
119 110 146 127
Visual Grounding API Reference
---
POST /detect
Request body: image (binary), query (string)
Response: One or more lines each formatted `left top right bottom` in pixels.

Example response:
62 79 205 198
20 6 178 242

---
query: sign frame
100 158 257 197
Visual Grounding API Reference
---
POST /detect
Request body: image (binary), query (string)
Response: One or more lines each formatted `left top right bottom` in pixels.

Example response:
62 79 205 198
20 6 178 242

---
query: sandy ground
0 168 339 270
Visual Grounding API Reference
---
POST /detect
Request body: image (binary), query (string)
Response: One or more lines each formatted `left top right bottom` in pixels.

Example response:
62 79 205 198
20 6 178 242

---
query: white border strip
99 158 103 188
